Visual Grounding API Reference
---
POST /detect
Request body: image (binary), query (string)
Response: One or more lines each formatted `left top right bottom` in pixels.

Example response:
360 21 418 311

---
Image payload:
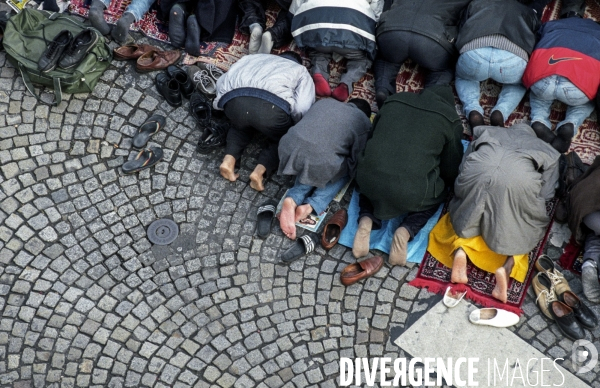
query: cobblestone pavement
0 22 599 388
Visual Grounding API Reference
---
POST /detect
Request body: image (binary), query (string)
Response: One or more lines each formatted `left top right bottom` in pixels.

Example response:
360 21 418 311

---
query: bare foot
249 164 266 191
389 226 410 266
492 267 508 303
295 204 313 222
220 155 239 182
451 248 469 284
352 217 372 259
492 256 514 303
280 197 297 240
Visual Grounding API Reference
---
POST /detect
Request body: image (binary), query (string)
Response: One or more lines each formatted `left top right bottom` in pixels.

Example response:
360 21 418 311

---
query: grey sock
582 261 600 303
257 31 273 54
89 0 111 36
248 23 263 54
112 11 135 44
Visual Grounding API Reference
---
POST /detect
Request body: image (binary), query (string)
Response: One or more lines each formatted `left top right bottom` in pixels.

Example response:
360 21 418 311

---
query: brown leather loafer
340 256 384 286
136 50 182 73
113 44 157 60
321 208 348 250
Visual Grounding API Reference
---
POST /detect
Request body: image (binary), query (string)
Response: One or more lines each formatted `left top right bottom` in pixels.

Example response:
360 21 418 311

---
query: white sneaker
469 308 520 328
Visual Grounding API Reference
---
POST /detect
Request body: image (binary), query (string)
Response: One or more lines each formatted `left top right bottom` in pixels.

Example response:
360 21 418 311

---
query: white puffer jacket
213 54 315 123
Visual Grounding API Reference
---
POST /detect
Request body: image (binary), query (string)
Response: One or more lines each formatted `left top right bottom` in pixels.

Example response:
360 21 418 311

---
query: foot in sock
490 110 505 127
353 217 372 258
532 121 556 143
389 226 410 266
88 0 111 36
468 111 484 129
43 0 60 12
312 73 331 97
332 83 349 101
169 4 186 48
257 31 274 54
112 12 135 45
551 123 574 153
376 90 390 109
248 23 263 54
582 260 600 303
185 15 201 57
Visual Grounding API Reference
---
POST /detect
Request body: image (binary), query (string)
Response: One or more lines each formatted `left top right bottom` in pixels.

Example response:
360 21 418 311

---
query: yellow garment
428 213 529 283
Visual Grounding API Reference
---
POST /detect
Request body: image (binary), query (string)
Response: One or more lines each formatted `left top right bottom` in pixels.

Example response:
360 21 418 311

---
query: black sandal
256 200 277 238
132 115 166 148
122 147 164 174
280 233 319 264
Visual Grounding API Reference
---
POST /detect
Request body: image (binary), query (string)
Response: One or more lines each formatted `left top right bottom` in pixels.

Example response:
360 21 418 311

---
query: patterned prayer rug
181 0 600 163
409 200 557 316
69 0 170 42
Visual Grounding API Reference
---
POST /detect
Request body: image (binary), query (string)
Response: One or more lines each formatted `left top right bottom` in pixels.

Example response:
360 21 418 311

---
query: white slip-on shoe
469 308 520 328
443 286 467 308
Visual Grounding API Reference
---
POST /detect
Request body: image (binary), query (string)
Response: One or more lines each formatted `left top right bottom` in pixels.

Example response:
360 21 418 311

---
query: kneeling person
213 51 315 191
278 98 372 240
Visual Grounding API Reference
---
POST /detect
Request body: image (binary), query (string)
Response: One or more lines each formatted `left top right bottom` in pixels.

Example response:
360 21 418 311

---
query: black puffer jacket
456 0 541 55
376 0 472 55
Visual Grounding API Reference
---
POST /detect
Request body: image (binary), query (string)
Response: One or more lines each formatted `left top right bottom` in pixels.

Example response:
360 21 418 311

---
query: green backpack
3 8 112 105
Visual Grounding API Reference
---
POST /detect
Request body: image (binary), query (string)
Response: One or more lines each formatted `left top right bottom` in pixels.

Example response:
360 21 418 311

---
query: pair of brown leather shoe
113 44 181 73
321 209 348 250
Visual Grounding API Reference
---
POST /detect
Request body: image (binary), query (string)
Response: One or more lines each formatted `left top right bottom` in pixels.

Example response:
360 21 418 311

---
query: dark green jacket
356 85 464 219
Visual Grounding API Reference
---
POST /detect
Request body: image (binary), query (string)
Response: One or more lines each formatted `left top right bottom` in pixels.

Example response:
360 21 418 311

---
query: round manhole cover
147 219 179 245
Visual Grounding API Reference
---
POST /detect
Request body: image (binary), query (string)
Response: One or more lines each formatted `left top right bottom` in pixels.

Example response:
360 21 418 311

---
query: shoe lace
193 70 213 90
205 63 223 78
46 41 59 57
535 286 557 305
546 270 565 286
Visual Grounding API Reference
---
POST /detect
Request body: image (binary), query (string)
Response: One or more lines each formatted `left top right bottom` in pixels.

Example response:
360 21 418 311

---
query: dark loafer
256 200 277 239
156 73 182 107
122 147 164 174
549 301 586 341
189 92 212 126
560 290 598 329
281 234 319 264
132 115 166 149
321 208 348 250
340 256 384 286
167 65 195 99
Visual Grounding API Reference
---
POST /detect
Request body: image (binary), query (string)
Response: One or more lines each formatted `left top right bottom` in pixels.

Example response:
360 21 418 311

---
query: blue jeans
455 47 527 121
100 0 155 21
286 176 350 215
529 75 594 133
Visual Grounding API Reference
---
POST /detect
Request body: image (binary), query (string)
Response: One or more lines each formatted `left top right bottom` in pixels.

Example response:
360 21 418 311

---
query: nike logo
548 55 582 65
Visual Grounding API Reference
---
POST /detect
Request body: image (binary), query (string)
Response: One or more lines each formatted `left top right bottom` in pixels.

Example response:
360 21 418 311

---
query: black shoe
38 30 72 73
549 301 586 340
468 111 484 129
375 89 390 109
559 290 598 329
532 121 556 143
490 110 505 127
167 65 194 99
551 123 574 154
58 29 99 69
156 73 182 107
168 4 186 48
189 92 212 126
197 121 228 154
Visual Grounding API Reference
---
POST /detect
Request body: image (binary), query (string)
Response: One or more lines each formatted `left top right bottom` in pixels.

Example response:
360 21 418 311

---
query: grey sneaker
187 65 217 96
582 261 600 303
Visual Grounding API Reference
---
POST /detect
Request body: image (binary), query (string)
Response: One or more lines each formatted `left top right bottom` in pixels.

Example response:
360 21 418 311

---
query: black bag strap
18 62 63 106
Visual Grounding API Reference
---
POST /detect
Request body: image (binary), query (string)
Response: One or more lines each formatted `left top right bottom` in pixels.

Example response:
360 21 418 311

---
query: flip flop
132 115 166 149
256 200 277 238
443 285 467 308
281 233 319 264
122 147 164 174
